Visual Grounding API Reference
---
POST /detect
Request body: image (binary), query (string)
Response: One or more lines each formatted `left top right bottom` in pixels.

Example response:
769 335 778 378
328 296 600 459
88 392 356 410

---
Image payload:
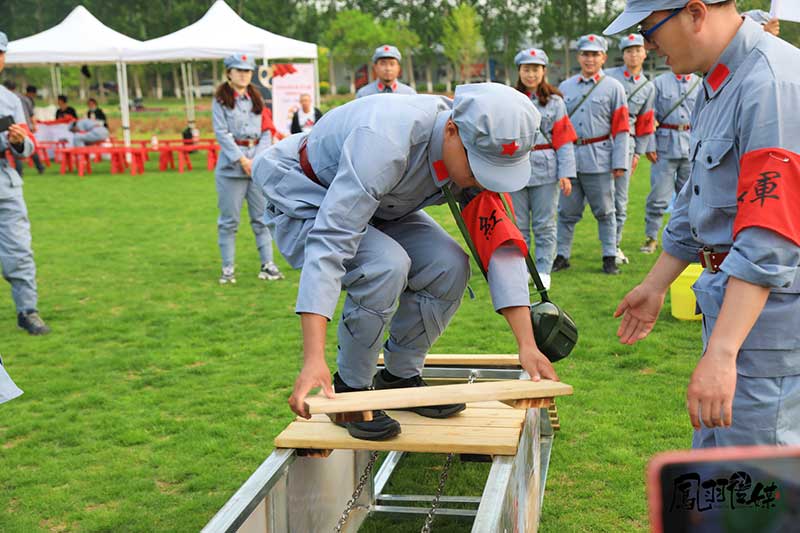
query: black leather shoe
373 368 466 418
332 372 401 441
17 311 51 335
602 256 620 275
552 255 571 272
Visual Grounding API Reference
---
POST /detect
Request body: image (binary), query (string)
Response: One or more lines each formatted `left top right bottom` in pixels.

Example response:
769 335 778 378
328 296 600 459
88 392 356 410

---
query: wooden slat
275 420 522 455
302 409 525 428
305 380 573 416
377 353 521 367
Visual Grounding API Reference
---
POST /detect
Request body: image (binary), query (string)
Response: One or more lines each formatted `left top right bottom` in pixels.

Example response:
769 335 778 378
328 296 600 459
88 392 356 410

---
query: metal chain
334 450 380 532
420 372 477 532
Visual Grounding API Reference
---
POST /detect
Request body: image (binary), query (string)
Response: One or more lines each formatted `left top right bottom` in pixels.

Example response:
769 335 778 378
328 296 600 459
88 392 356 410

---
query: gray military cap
514 48 548 67
372 45 402 64
604 0 728 35
452 83 541 193
0 32 8 53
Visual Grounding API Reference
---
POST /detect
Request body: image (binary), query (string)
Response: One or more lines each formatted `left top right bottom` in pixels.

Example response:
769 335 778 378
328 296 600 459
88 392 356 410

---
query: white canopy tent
124 0 320 129
6 5 143 148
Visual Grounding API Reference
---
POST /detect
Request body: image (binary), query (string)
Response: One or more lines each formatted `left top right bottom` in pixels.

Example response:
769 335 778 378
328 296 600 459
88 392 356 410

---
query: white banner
771 0 800 22
271 63 316 137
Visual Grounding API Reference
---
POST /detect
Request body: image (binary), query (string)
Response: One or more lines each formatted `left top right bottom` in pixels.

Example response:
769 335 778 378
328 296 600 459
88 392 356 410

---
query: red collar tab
624 70 630 78
432 160 449 182
706 63 730 92
501 141 520 156
594 73 601 82
377 81 398 91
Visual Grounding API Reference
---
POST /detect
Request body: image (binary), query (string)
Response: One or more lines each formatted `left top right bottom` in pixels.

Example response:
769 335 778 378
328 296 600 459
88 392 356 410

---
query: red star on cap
384 46 390 51
588 35 595 41
242 55 247 60
501 141 519 156
628 34 635 40
530 50 536 56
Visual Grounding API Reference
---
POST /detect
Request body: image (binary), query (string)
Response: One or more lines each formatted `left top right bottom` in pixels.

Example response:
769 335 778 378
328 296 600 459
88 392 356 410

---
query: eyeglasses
639 7 683 44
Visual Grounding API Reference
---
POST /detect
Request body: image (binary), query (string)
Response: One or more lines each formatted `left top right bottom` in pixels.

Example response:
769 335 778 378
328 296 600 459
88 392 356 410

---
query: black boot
552 255 571 272
373 368 466 418
17 311 51 335
602 256 620 275
332 372 401 441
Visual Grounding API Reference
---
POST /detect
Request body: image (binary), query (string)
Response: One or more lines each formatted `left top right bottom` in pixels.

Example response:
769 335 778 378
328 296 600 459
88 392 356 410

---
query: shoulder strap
443 185 550 302
567 76 606 118
660 77 701 123
627 78 651 102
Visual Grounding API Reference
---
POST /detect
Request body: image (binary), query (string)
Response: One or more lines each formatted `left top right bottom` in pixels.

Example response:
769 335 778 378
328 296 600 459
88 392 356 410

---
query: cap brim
578 45 606 52
603 9 653 35
466 148 530 193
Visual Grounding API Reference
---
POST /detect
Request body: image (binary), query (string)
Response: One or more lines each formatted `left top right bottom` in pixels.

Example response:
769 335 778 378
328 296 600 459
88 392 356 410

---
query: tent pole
120 62 132 148
312 58 320 108
188 62 197 128
56 65 63 95
180 62 194 130
50 65 59 103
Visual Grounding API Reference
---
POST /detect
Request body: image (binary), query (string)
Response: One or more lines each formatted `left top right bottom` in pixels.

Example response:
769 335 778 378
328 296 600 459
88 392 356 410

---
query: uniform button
706 156 713 164
694 185 699 195
691 227 698 237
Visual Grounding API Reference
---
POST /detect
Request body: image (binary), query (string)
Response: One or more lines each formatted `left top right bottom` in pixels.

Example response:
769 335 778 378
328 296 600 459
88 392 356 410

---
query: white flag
771 0 800 22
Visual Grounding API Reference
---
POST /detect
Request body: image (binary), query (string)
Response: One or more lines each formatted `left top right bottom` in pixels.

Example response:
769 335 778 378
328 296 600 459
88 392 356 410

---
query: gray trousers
556 172 617 259
0 193 38 313
216 175 273 268
614 149 636 248
510 181 559 274
644 155 691 240
337 211 470 388
693 373 800 447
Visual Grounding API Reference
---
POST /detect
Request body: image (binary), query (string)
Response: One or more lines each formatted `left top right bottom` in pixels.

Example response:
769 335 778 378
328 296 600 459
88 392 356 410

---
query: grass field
0 152 702 532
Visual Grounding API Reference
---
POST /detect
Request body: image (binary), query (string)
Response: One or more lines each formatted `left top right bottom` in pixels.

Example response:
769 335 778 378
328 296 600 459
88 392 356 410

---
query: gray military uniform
72 118 109 147
212 94 274 268
355 80 417 98
253 94 530 388
662 19 800 447
0 354 23 404
0 85 39 316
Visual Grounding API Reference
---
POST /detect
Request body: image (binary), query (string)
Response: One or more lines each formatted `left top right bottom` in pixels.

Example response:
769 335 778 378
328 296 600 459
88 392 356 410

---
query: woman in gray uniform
212 53 282 284
511 48 577 290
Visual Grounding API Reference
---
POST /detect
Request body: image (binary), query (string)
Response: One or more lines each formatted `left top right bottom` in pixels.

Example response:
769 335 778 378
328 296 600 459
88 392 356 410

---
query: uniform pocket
697 139 737 208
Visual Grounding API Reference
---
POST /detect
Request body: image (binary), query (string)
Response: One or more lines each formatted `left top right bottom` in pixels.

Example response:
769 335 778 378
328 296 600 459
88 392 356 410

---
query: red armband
261 108 278 136
461 191 528 270
635 109 655 137
611 106 630 138
551 115 578 151
733 147 800 246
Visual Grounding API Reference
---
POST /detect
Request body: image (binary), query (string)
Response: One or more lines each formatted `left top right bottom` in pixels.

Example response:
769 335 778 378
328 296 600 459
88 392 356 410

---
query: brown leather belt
574 134 610 146
699 247 728 274
533 143 553 151
659 123 691 131
298 138 323 187
234 139 257 147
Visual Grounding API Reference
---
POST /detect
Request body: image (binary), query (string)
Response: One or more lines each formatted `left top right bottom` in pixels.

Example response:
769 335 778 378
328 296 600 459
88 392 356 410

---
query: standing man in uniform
640 67 701 254
0 32 51 335
253 84 558 441
606 34 657 266
355 45 416 98
609 0 800 447
554 34 630 275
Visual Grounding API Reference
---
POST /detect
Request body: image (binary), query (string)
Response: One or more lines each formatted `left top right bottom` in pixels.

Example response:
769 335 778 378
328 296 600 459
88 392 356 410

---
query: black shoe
552 255 571 272
602 256 620 275
17 311 51 335
373 368 466 418
332 372 401 441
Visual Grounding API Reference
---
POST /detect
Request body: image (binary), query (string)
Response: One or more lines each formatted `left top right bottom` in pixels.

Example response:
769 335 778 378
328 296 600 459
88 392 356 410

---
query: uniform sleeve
7 97 34 158
634 85 656 154
662 178 703 262
487 243 531 311
610 84 631 170
552 98 577 179
722 79 800 288
212 100 244 162
296 127 408 318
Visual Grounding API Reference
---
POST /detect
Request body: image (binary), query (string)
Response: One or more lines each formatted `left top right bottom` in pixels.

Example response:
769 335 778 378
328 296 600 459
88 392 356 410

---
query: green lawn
0 154 701 532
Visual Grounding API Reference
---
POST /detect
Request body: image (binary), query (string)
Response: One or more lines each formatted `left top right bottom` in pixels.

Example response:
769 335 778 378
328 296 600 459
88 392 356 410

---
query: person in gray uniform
70 118 109 147
640 70 701 254
355 45 416 98
606 33 657 266
212 53 282 284
0 31 50 335
555 34 631 275
511 47 577 290
253 83 558 440
609 0 800 447
0 354 24 405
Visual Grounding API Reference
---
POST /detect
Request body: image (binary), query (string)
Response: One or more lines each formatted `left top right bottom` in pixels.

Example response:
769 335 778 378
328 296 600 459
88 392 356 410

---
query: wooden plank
275 421 522 455
377 353 521 367
302 409 525 428
305 380 573 416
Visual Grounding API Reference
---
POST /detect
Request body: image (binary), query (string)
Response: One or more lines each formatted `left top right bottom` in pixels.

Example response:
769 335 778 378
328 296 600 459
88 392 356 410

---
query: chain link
334 450 380 533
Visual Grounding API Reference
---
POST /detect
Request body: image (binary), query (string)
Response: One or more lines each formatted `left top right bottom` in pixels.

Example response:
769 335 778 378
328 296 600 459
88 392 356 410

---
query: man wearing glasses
608 1 800 448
